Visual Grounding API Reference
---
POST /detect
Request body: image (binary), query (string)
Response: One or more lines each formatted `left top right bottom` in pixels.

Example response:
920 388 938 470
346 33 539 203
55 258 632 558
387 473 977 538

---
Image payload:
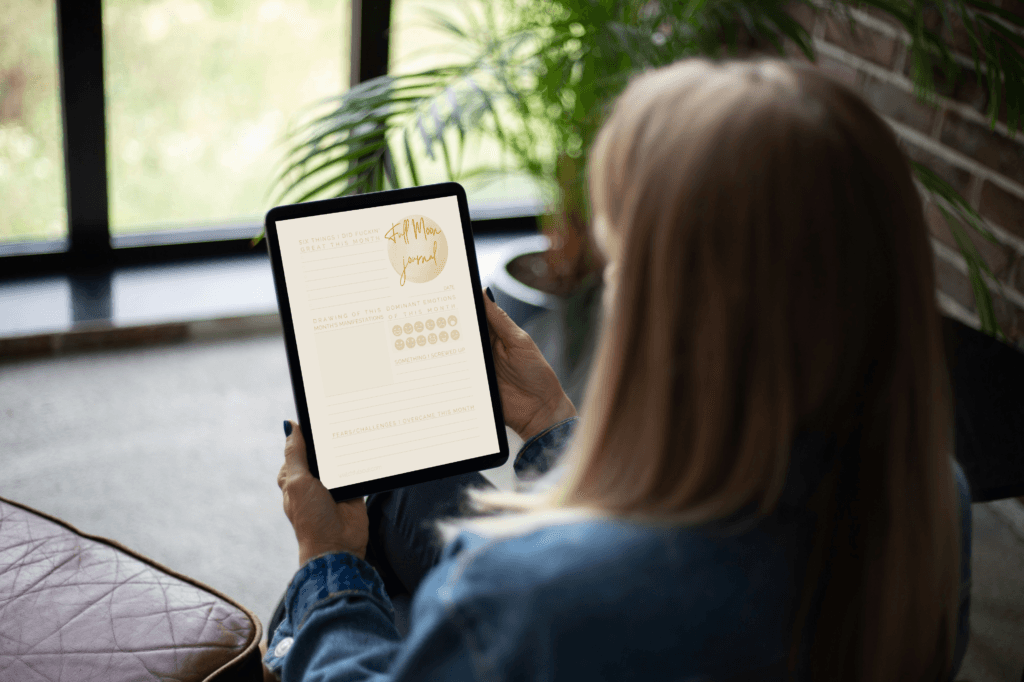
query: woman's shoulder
413 517 798 678
431 515 793 608
435 517 649 586
451 516 657 561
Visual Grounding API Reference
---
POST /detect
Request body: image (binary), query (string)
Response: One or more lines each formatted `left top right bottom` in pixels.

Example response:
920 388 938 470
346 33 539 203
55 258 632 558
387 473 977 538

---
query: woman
265 55 972 682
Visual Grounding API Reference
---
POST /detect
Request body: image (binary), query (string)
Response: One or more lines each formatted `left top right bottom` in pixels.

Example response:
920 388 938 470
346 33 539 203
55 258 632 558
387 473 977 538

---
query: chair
943 316 1024 503
0 495 263 682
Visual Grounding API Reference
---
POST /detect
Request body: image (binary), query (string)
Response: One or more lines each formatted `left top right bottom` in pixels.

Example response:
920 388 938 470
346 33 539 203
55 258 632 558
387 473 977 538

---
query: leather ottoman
0 496 263 682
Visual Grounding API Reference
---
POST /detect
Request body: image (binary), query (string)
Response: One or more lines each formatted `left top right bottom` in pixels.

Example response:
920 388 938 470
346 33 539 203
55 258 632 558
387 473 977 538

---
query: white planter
486 233 605 408
488 234 559 327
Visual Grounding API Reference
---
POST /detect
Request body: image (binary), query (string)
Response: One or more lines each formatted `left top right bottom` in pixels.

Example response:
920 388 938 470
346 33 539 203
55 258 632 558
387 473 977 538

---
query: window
0 0 533 279
103 0 348 235
389 0 544 211
0 0 68 246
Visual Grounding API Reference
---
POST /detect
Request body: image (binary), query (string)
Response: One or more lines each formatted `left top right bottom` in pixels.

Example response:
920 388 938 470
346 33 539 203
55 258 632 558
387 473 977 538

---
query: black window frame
0 0 535 281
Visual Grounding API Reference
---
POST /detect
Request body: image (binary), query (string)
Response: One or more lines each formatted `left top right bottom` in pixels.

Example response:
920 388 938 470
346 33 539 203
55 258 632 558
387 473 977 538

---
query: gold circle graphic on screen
448 315 457 327
425 318 435 331
436 317 446 329
385 215 448 286
395 339 405 350
428 333 437 344
417 335 426 346
450 329 460 341
406 336 416 348
414 321 424 333
403 322 413 334
392 325 402 337
439 330 449 342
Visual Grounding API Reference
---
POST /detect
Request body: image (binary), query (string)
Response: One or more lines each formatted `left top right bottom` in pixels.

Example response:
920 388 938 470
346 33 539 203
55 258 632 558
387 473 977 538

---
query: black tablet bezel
265 182 510 501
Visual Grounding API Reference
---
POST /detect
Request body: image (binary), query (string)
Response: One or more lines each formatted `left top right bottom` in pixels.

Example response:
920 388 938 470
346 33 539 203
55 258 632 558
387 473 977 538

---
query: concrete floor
1 332 1022 681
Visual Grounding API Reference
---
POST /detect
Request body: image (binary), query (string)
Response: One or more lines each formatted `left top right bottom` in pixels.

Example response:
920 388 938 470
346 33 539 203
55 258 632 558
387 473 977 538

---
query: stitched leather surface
0 498 257 682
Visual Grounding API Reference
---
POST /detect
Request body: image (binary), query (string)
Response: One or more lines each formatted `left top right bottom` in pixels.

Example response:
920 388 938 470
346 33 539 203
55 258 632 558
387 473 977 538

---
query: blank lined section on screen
302 247 391 310
333 414 483 466
326 370 471 422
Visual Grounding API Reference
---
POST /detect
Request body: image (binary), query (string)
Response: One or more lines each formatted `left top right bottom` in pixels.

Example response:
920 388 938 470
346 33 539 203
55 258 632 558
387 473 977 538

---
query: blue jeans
267 470 496 641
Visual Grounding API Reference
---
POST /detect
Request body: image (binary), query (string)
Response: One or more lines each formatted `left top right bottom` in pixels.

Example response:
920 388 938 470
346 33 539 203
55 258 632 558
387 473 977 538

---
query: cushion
0 496 263 682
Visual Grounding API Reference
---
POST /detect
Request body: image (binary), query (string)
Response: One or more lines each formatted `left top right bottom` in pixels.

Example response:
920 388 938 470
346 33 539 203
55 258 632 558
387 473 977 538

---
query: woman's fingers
278 419 369 564
281 420 308 472
479 287 575 439
482 290 512 363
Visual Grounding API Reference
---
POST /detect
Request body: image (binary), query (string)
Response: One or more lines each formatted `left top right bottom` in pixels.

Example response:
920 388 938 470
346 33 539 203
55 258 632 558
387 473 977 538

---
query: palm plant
268 0 1024 342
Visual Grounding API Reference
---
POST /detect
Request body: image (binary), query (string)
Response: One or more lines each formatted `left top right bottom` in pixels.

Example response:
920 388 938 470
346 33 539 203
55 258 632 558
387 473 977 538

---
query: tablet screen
275 195 500 491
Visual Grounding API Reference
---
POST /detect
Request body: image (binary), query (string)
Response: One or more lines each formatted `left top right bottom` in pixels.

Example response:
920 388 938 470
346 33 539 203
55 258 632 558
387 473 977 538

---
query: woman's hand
483 288 577 442
278 420 368 566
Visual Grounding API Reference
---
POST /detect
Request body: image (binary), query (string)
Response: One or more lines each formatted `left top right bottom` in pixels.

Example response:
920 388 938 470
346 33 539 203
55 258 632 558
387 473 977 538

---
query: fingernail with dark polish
486 287 495 302
283 421 292 437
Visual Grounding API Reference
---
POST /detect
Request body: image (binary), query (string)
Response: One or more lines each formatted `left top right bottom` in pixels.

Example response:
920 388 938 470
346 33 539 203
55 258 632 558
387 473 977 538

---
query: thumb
482 288 520 342
283 420 310 473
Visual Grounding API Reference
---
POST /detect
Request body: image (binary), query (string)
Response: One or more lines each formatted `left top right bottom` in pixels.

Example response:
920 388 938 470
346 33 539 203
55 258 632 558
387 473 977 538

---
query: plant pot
488 234 559 329
489 234 604 407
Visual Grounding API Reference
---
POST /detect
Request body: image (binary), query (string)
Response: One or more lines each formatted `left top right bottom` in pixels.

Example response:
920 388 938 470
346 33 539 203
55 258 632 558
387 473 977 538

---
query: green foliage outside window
0 0 67 244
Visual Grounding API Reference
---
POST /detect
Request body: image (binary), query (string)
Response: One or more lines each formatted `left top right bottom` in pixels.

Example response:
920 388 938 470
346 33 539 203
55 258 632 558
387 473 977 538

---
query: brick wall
732 0 1024 350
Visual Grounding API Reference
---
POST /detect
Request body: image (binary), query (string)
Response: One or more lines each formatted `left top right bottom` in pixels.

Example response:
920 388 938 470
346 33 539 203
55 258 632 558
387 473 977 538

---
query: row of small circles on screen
393 316 459 350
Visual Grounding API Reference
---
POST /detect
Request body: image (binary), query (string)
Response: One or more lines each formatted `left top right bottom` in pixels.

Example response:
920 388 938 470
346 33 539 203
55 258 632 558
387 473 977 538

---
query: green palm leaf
257 0 1024 347
911 160 1008 341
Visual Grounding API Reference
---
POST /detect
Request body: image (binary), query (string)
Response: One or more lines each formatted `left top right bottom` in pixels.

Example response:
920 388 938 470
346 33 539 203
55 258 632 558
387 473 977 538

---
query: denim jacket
264 417 972 681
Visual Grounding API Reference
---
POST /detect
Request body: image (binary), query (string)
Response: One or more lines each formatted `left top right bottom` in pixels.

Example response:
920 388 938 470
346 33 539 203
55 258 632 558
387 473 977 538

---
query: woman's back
413 514 812 680
265 415 972 681
395 432 973 681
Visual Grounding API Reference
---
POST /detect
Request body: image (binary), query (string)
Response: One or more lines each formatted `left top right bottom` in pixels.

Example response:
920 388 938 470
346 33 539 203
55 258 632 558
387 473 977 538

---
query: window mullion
350 0 393 85
56 0 112 268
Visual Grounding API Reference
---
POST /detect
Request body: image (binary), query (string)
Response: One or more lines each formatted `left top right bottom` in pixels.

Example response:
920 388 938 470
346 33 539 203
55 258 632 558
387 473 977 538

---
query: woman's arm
263 551 400 680
514 415 580 483
268 420 487 681
263 416 582 680
264 534 492 682
266 291 577 679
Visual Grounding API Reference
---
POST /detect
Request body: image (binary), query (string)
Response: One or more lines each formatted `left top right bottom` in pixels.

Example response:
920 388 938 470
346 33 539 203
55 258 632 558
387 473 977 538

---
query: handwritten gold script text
399 240 439 286
385 217 442 245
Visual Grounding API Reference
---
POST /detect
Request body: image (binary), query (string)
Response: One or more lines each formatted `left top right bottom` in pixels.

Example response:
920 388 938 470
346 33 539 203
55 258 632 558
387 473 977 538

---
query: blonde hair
435 56 962 682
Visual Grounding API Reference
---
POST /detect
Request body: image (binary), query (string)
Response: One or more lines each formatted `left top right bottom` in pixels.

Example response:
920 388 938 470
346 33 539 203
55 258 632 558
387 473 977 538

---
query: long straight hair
435 56 962 682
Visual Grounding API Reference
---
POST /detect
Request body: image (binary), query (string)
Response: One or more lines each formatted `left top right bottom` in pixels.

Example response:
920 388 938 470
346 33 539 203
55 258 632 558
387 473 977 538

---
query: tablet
265 182 509 501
